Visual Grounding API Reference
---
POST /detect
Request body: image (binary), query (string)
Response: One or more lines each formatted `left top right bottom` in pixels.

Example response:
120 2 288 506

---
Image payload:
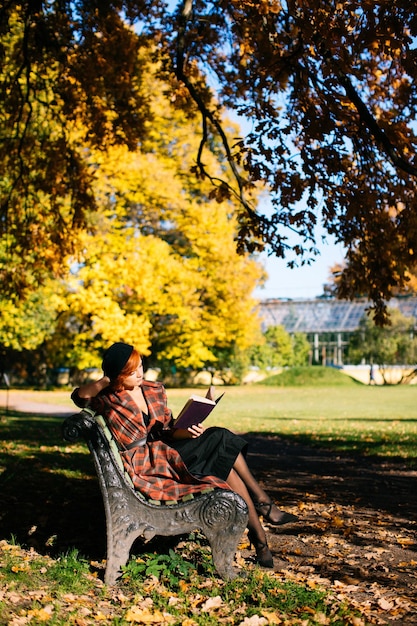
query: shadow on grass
245 431 417 525
1 409 416 564
0 410 106 560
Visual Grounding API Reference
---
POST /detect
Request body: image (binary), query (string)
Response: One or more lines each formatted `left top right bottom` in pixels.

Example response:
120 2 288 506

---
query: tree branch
329 56 417 178
174 0 258 219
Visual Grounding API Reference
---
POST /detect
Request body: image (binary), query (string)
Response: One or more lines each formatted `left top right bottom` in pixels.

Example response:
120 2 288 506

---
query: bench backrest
77 409 211 506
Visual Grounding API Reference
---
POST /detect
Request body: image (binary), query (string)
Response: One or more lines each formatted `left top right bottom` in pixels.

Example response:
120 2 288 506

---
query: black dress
169 426 248 481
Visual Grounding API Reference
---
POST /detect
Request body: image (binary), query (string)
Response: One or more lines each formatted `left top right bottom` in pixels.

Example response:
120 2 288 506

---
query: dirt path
0 390 74 415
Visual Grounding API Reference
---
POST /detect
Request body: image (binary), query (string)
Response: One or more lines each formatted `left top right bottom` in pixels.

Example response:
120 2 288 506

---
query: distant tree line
347 308 417 384
2 307 417 387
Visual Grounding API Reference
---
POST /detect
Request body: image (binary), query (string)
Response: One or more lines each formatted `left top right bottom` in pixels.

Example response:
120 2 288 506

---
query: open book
173 386 225 429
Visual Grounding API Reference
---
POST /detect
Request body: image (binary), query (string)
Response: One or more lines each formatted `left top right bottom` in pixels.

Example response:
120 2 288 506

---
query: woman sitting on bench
71 342 298 569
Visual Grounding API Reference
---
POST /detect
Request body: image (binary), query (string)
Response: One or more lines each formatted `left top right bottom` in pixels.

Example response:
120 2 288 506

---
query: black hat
102 342 134 379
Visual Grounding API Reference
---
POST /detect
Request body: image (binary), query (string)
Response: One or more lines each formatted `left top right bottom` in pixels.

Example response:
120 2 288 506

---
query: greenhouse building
258 296 417 366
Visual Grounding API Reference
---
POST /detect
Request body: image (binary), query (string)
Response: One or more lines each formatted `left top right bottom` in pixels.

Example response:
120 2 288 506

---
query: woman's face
122 359 144 389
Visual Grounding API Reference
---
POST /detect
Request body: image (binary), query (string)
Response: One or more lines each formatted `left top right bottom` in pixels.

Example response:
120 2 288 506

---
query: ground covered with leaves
1 537 369 625
0 410 416 625
246 435 417 625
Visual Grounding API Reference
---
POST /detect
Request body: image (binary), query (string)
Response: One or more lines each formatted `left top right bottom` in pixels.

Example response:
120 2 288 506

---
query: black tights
226 453 276 544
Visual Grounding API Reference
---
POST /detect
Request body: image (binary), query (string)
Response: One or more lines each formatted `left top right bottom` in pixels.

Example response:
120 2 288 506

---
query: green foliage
0 283 64 351
211 346 252 385
44 549 93 594
218 572 349 623
254 325 294 368
250 326 311 370
0 544 94 595
348 308 417 371
122 549 195 587
292 332 312 366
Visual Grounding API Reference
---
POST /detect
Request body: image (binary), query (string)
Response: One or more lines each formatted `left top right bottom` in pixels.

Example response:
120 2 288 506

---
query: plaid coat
72 381 230 501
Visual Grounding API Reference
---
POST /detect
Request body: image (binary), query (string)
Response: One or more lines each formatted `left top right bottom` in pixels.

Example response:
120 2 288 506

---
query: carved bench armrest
62 408 96 443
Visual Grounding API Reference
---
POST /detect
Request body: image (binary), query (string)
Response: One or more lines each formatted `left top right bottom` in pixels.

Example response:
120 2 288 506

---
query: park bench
62 409 248 585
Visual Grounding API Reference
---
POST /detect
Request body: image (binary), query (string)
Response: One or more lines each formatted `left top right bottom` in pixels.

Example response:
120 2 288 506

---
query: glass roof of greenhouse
258 297 417 333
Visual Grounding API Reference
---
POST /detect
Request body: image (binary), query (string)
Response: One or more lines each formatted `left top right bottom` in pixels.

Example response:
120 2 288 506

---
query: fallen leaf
124 606 175 623
238 615 268 625
9 617 29 626
396 537 415 546
93 611 108 621
200 595 224 611
332 516 344 527
377 598 394 610
261 609 283 623
179 579 189 593
27 606 54 622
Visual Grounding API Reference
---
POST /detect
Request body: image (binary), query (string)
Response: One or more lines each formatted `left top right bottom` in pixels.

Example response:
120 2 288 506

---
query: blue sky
227 115 347 301
253 234 346 301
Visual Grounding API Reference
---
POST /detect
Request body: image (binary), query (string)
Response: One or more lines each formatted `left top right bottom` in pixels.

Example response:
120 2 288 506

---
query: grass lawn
2 370 417 461
167 382 417 462
1 370 416 624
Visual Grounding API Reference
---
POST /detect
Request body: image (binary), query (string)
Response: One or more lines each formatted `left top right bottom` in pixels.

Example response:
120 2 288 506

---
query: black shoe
248 532 274 568
255 501 299 526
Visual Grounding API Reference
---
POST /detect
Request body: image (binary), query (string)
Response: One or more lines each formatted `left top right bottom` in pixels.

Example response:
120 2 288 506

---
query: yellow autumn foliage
41 65 264 372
